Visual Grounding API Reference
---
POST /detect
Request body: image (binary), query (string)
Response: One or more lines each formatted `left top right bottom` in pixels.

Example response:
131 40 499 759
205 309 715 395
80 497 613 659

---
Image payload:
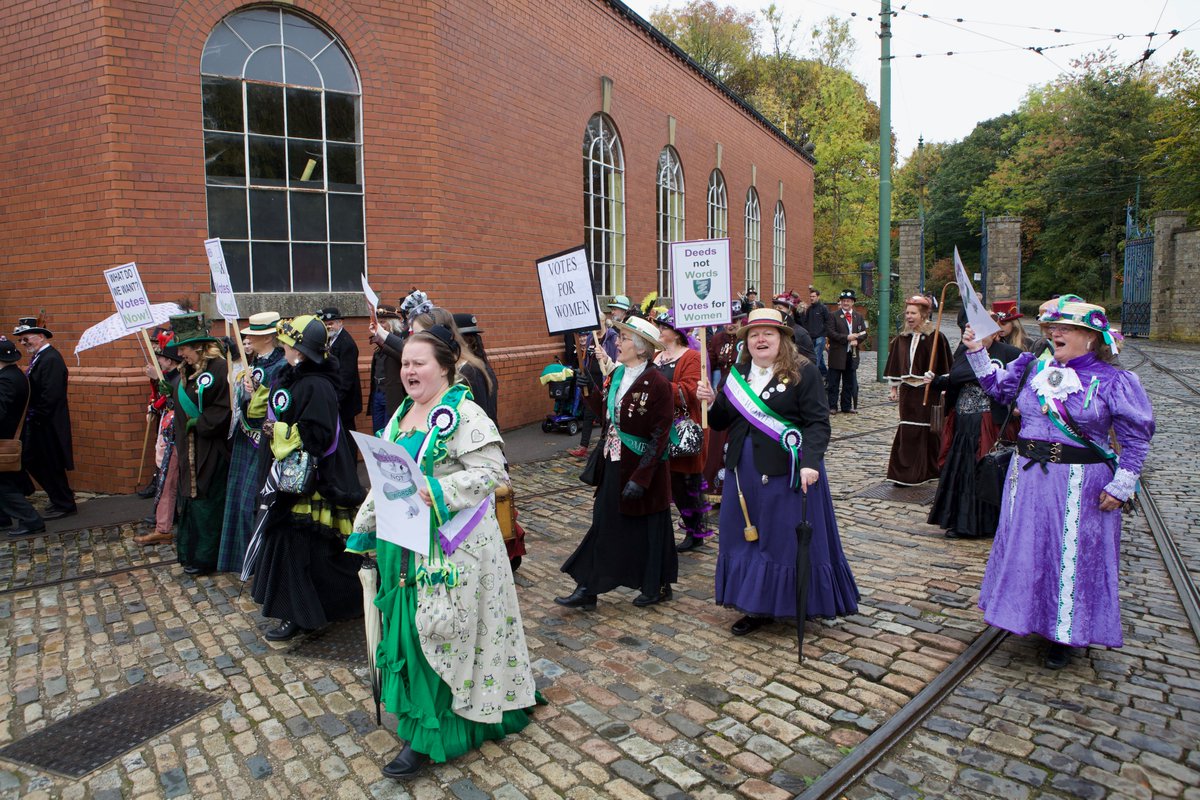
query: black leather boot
137 469 160 498
554 586 597 610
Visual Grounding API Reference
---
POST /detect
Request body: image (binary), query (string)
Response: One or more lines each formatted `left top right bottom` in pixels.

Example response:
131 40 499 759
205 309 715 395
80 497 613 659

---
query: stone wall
896 219 922 301
985 216 1022 304
1151 211 1200 342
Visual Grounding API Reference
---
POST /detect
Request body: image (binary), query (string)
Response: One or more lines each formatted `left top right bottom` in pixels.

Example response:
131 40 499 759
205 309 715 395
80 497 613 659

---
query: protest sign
204 238 241 321
536 246 600 335
670 239 732 328
352 431 432 555
361 273 379 325
954 246 1001 339
103 262 155 331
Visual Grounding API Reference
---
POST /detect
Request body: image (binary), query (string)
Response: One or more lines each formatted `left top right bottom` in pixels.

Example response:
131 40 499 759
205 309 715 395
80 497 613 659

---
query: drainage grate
287 618 368 666
855 480 938 506
0 682 219 778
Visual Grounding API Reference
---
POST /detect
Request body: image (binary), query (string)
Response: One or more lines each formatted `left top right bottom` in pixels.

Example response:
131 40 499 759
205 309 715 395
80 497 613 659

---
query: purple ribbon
438 495 491 556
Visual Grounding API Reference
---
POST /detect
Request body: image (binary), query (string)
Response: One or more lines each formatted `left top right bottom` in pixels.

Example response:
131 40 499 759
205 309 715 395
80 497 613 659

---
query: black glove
621 481 645 500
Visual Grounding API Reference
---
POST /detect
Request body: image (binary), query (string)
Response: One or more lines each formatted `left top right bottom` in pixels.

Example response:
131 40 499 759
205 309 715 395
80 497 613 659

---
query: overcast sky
623 0 1199 162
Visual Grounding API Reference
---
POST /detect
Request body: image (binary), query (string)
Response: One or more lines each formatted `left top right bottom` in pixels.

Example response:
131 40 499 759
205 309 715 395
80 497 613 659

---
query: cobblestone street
2 338 1198 800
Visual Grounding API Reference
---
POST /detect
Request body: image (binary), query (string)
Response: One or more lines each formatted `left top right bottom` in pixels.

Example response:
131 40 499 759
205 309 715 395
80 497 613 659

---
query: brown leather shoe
134 531 173 546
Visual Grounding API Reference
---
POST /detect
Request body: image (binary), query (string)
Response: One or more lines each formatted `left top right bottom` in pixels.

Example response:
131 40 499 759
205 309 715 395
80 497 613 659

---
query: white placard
103 262 155 331
536 246 601 335
352 431 432 555
361 273 379 310
204 238 241 321
670 239 732 328
954 247 1001 339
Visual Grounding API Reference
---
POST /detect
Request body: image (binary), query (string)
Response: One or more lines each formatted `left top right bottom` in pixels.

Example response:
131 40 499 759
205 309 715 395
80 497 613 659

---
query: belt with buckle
1016 438 1106 472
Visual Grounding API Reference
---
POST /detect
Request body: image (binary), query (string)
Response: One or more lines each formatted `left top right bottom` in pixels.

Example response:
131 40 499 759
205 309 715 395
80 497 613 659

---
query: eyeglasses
1045 324 1077 335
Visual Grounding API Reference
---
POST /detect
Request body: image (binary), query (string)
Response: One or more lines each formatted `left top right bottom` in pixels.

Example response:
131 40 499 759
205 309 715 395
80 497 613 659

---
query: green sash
606 365 674 459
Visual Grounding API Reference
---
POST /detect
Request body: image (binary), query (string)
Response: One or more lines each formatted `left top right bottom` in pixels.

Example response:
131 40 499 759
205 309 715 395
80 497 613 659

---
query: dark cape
173 357 233 571
22 344 73 471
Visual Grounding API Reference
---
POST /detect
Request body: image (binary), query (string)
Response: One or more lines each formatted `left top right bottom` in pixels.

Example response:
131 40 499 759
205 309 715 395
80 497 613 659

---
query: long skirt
218 430 269 573
671 470 712 541
250 494 363 629
701 427 728 503
176 463 229 571
887 384 941 485
560 461 677 595
716 440 859 619
979 457 1125 648
375 577 539 763
927 411 1000 538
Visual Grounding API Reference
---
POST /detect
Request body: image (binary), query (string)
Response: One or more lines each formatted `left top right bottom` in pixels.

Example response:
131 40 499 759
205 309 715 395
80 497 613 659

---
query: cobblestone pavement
1 342 1197 799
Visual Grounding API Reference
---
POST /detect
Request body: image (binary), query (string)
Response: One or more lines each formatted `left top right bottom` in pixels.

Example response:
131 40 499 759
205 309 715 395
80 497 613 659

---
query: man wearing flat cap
318 307 362 433
13 318 76 518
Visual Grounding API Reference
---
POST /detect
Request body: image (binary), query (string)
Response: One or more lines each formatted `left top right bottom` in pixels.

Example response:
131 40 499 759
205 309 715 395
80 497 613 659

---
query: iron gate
1122 208 1153 338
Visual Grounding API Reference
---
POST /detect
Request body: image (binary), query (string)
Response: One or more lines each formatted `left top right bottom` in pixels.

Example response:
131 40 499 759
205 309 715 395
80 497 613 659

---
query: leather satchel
579 440 604 487
975 359 1035 507
928 391 947 439
0 386 30 472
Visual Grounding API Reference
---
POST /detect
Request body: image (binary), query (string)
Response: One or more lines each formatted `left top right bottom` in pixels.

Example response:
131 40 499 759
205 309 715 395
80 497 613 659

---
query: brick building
1 0 815 491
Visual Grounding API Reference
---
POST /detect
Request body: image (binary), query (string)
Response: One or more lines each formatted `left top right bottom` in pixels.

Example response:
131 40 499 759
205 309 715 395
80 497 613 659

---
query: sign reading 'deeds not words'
671 239 732 328
103 262 154 331
536 246 601 335
204 238 241 321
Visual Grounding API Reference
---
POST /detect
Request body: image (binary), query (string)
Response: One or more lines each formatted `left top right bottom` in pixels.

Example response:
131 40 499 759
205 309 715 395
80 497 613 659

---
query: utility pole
876 0 893 381
917 135 925 295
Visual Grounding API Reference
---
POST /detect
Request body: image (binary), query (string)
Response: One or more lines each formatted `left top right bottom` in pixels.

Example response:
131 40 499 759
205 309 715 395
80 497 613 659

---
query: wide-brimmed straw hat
737 308 793 339
613 315 665 351
241 311 281 336
1038 299 1118 351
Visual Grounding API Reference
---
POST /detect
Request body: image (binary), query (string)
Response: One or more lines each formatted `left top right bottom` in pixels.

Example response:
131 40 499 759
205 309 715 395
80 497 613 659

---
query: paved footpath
1 338 1197 799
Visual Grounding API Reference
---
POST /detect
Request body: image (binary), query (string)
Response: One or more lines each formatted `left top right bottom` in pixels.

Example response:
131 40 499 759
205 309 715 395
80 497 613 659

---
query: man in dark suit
318 307 363 433
799 287 831 378
825 291 868 414
13 318 76 517
0 339 46 536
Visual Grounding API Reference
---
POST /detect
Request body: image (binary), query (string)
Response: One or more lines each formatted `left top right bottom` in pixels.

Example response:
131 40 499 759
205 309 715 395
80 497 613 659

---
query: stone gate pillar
985 216 1022 305
1151 210 1189 340
897 218 922 301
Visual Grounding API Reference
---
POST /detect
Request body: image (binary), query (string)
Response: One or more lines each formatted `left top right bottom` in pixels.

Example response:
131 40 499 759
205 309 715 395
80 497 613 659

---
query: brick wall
1 0 815 491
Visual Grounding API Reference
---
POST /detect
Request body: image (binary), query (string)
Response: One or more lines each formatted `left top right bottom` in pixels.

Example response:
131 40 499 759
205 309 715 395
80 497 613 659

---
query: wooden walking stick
135 411 154 487
923 282 959 405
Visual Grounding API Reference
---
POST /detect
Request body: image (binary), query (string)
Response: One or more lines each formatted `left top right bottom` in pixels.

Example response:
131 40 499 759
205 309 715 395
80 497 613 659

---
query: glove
621 481 645 500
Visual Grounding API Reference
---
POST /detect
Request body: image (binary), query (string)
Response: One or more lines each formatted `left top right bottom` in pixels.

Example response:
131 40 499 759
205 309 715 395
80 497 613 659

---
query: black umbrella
794 490 814 663
240 461 281 583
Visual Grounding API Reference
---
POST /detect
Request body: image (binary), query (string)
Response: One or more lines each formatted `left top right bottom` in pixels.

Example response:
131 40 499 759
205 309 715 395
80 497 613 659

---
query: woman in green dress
347 326 539 780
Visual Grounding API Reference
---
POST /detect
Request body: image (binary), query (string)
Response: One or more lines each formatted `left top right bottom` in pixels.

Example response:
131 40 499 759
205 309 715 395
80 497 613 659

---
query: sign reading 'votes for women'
535 246 601 336
671 238 732 328
103 262 154 331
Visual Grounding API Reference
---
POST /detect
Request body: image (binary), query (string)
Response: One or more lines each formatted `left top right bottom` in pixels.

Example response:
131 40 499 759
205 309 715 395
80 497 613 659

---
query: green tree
1144 49 1200 219
649 1 758 84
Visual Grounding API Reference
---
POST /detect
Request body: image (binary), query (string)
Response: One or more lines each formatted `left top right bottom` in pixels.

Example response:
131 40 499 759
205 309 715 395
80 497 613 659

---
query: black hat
154 343 184 363
13 317 52 338
839 289 856 301
0 340 20 363
278 314 330 363
453 312 482 335
317 307 343 322
745 287 758 296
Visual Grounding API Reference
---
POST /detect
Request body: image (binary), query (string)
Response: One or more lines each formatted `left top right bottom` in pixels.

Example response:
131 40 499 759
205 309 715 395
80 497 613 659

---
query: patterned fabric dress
218 348 286 573
347 386 540 762
968 349 1154 647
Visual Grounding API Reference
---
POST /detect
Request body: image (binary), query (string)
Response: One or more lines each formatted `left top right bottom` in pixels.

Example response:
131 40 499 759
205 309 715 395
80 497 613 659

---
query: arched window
656 146 685 296
744 188 761 292
773 201 787 295
707 169 728 240
583 114 626 295
201 7 363 293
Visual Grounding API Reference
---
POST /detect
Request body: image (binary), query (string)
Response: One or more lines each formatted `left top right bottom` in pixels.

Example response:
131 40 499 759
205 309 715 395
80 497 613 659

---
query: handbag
276 448 315 495
669 387 703 458
975 359 1035 507
579 439 604 486
0 384 31 472
929 391 947 439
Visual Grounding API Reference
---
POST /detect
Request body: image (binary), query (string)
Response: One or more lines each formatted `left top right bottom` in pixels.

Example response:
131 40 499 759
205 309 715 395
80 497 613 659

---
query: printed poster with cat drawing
351 431 432 555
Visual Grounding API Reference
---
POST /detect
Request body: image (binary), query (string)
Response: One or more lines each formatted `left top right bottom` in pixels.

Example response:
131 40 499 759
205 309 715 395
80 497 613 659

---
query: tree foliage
649 1 758 84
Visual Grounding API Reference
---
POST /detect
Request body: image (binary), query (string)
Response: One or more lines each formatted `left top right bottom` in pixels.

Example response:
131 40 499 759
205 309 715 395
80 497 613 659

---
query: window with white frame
201 7 364 292
744 188 761 292
656 147 685 296
583 114 626 295
707 170 728 240
773 201 787 295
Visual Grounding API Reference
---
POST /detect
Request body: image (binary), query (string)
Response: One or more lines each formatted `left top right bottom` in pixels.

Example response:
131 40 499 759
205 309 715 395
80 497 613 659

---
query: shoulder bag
976 359 1035 507
669 387 703 458
0 382 31 472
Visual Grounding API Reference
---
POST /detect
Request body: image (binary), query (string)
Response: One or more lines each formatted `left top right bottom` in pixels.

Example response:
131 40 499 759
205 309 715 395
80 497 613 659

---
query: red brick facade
1 0 814 491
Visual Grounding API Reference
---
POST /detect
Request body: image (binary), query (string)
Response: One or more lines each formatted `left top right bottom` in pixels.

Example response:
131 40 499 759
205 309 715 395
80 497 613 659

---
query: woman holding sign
251 315 365 640
345 327 539 780
696 309 858 637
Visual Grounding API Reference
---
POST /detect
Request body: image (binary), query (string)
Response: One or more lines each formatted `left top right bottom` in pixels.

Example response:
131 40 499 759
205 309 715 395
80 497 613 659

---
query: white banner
103 262 155 331
670 239 732 328
352 431 432 555
204 238 241 321
954 246 1001 339
536 246 601 335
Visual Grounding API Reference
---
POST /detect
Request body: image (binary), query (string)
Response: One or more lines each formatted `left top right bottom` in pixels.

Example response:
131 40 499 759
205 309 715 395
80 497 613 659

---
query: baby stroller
539 362 582 435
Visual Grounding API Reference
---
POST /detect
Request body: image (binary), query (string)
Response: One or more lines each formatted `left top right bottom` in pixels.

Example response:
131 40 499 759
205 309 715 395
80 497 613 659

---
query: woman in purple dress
963 298 1154 670
697 309 859 637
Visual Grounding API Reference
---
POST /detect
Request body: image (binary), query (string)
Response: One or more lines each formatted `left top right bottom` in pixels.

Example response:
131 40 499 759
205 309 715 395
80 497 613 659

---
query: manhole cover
0 682 219 778
287 618 368 665
855 480 937 506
